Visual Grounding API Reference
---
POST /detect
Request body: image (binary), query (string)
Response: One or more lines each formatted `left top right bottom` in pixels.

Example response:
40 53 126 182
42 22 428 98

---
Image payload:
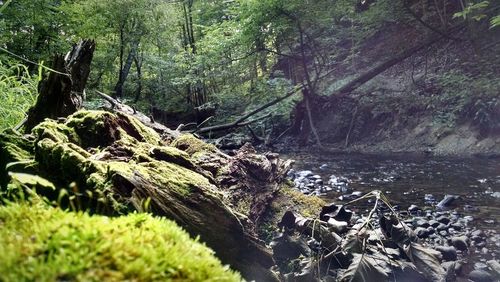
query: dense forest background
1 0 499 154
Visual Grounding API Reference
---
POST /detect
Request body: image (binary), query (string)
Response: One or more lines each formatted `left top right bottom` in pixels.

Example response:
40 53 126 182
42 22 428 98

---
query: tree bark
133 54 143 103
25 39 95 131
114 40 139 99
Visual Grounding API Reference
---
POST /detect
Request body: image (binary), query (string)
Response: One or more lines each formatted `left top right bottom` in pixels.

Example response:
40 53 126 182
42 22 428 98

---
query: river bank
277 151 500 281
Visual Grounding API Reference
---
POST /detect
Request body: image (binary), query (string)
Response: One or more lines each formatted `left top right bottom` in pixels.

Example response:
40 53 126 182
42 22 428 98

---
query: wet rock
436 216 451 225
415 227 429 238
424 194 436 203
464 215 474 222
327 218 348 233
487 260 500 277
439 230 448 236
297 170 313 178
472 230 486 238
429 220 440 228
436 223 448 231
442 261 463 278
320 204 353 222
351 191 363 197
468 269 494 282
475 262 488 270
270 233 310 262
449 236 469 251
427 227 436 235
408 204 420 213
435 245 457 261
450 223 463 231
319 164 328 170
472 235 486 244
416 219 430 228
464 205 479 212
437 195 461 210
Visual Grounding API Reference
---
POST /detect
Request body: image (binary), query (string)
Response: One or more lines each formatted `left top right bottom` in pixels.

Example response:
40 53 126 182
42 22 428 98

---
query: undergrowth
0 61 40 131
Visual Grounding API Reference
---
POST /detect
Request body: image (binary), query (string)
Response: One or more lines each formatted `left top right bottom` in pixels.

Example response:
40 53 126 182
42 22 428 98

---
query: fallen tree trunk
25 39 95 131
194 86 301 134
95 90 180 139
194 113 272 134
1 110 293 281
330 25 464 98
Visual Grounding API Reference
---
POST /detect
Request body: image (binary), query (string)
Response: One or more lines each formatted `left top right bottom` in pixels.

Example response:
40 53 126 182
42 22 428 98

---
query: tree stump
25 39 95 131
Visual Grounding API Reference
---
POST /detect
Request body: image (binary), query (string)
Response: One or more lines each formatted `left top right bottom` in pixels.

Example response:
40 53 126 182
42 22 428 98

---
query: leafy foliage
0 61 40 131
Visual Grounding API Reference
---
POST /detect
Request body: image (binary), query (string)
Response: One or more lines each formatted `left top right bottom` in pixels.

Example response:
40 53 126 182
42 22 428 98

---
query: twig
345 105 358 147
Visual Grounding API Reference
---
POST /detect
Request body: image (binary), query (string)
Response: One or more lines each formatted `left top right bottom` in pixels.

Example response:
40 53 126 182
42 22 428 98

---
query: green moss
32 121 80 145
171 134 218 156
35 139 90 184
0 202 241 282
123 160 214 197
0 130 36 188
64 111 161 148
281 187 326 218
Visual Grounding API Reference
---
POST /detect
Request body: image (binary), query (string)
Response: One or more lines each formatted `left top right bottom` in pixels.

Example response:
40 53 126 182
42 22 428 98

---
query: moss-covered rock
0 201 241 282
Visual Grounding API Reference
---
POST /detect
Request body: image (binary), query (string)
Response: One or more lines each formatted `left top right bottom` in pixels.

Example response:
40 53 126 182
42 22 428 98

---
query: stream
284 152 500 270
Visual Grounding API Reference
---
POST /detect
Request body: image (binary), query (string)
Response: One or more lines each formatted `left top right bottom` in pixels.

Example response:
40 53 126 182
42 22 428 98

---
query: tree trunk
133 54 143 103
25 39 95 131
114 41 139 99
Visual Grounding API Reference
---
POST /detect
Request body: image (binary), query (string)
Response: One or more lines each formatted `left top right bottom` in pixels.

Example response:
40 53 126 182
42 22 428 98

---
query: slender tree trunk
133 54 143 103
115 24 125 98
114 41 139 99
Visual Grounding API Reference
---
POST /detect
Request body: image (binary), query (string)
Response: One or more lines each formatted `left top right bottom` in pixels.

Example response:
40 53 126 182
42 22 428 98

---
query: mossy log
0 110 293 281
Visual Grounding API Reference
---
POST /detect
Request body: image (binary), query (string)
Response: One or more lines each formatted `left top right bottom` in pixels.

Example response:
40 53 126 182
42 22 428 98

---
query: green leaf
340 253 390 282
8 172 55 190
490 15 500 28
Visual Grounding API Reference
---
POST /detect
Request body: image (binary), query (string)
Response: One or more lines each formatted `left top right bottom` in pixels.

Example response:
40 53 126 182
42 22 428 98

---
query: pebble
468 269 494 282
464 216 474 222
436 223 448 231
435 245 457 261
429 220 440 228
451 223 463 231
450 236 469 251
487 260 500 277
472 235 485 243
416 219 430 228
408 205 420 213
415 227 429 238
297 170 313 178
436 216 451 225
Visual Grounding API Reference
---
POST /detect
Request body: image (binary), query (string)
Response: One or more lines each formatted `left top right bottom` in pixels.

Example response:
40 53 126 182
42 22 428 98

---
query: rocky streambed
279 155 499 281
